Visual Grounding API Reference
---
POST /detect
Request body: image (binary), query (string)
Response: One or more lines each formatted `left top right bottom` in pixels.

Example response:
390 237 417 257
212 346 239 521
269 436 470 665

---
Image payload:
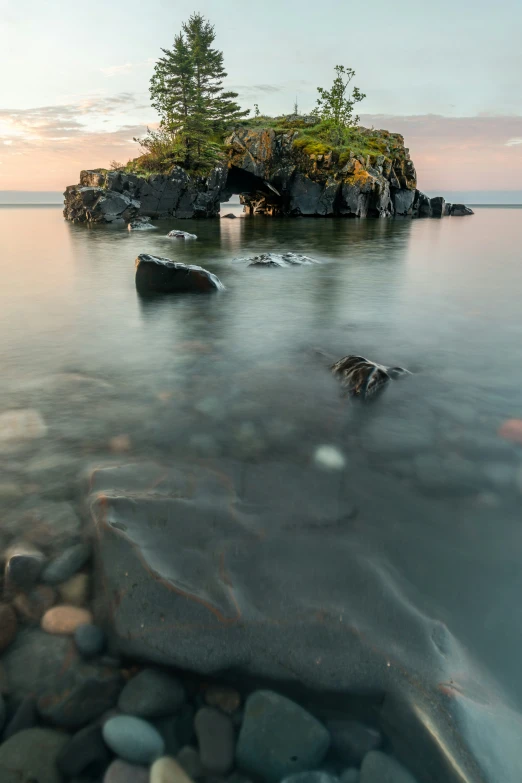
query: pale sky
0 0 521 193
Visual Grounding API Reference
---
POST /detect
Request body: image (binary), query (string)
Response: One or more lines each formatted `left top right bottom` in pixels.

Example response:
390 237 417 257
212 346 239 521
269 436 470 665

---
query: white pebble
314 445 346 470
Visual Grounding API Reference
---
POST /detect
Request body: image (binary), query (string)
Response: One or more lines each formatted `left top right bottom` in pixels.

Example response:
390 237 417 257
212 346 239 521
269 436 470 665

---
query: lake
1 203 522 781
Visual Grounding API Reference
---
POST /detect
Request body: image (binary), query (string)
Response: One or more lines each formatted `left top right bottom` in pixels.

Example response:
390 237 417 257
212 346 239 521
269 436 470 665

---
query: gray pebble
0 727 69 783
74 624 106 658
42 541 91 584
195 706 235 775
2 696 37 741
340 771 359 783
360 751 417 783
177 744 204 778
57 721 112 778
118 667 186 718
326 719 381 764
4 543 45 590
103 715 165 765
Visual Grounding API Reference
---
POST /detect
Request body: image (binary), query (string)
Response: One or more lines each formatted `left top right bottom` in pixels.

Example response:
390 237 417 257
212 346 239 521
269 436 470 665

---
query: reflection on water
1 205 522 778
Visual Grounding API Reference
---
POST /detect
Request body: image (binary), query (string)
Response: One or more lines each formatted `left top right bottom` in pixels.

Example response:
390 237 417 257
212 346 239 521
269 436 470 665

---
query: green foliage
254 103 260 118
315 65 365 132
292 121 390 164
146 13 248 169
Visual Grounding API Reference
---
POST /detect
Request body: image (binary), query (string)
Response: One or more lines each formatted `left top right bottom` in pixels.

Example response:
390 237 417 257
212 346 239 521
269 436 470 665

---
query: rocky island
63 116 473 223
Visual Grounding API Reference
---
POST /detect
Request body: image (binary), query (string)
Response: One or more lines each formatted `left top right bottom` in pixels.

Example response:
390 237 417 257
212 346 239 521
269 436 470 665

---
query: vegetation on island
119 13 399 178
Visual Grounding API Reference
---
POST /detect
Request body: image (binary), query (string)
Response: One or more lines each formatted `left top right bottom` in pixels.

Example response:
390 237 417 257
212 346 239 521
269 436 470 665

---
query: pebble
340 771 359 783
0 603 18 652
1 628 71 700
2 695 37 741
42 605 93 635
57 721 112 778
0 727 69 783
153 715 182 756
104 758 150 783
326 719 382 764
360 751 417 783
195 706 235 774
58 571 90 606
205 685 241 714
314 445 346 470
151 756 196 783
13 584 56 623
42 541 91 584
282 774 339 783
236 690 331 782
177 745 204 778
74 624 106 658
4 542 45 590
103 715 165 765
0 409 47 443
118 667 186 718
498 418 522 445
109 434 132 453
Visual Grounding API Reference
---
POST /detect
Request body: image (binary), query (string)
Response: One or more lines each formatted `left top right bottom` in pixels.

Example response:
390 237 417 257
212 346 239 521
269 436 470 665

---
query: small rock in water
314 445 346 470
498 418 522 445
135 254 224 294
118 667 186 718
0 409 47 443
104 758 150 783
331 355 409 401
0 603 18 652
359 751 417 783
151 756 195 783
0 727 69 783
103 715 165 765
57 721 112 778
246 252 318 267
42 541 91 584
42 605 93 635
236 690 330 782
128 217 157 230
109 433 132 452
222 213 237 219
194 706 235 774
59 572 90 606
74 624 106 658
2 695 37 740
326 719 382 764
13 584 56 623
4 541 45 590
204 684 241 714
167 229 197 239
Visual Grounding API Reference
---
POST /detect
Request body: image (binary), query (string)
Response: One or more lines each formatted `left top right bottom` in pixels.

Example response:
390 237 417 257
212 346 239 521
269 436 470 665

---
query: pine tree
149 13 248 168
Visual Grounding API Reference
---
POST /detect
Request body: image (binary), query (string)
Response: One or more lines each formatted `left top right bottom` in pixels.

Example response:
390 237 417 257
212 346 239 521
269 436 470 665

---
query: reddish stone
498 419 522 445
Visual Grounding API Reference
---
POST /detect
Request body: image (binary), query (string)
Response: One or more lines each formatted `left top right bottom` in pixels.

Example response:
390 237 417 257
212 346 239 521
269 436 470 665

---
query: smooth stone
1 628 71 700
314 445 346 470
340 771 359 783
2 500 82 554
152 756 196 783
57 721 112 778
205 685 241 714
59 572 90 606
194 706 235 774
0 727 69 783
177 745 204 778
135 255 223 295
13 584 56 623
104 758 150 783
42 605 93 635
42 541 91 584
0 409 47 443
326 719 382 764
75 624 106 658
118 667 185 718
4 542 45 590
236 691 330 782
37 658 123 729
2 696 37 741
360 751 417 783
281 774 339 783
167 229 197 239
0 603 18 652
103 715 165 765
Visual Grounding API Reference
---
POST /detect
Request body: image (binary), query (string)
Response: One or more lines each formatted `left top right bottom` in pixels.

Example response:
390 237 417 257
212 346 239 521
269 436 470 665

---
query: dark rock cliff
63 123 471 222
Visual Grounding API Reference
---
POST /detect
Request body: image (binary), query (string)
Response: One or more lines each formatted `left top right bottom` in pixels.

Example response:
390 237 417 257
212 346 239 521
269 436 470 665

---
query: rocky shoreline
63 123 473 223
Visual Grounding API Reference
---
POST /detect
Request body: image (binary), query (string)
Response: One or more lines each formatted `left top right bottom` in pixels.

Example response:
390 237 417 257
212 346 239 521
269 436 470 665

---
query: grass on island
114 115 404 179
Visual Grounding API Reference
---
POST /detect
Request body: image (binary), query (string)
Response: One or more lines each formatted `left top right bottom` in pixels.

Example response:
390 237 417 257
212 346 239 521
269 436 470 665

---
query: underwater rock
331 355 409 400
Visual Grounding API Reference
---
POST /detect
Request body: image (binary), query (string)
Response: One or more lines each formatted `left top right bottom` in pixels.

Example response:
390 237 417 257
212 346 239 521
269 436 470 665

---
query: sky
0 0 521 199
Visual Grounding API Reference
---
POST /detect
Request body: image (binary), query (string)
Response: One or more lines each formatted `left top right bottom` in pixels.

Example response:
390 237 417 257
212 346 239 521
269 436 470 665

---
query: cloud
505 138 522 146
100 58 156 77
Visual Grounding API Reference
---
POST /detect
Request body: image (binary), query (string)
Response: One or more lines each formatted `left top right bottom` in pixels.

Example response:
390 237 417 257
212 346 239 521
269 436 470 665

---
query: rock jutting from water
244 252 319 267
135 254 225 295
167 229 198 239
63 118 473 222
331 355 410 401
128 217 158 230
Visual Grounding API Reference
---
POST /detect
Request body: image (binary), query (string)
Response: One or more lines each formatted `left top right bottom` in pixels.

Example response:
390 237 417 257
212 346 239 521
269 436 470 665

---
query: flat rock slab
88 460 522 783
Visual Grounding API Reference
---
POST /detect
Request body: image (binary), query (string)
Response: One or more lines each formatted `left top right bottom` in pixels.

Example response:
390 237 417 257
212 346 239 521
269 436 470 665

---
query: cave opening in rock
220 165 283 216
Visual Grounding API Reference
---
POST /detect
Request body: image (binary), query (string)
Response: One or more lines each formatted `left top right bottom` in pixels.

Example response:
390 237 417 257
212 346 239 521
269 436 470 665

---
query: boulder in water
244 252 319 268
135 254 224 294
128 217 157 231
167 229 197 239
449 204 474 216
331 355 409 400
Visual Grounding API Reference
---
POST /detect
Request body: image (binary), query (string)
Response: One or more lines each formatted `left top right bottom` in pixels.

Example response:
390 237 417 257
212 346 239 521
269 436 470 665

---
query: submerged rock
331 355 409 400
167 229 198 239
244 252 319 267
135 254 224 294
128 217 157 230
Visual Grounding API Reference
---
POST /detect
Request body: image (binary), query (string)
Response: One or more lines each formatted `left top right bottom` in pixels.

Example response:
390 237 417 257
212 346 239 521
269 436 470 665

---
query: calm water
1 205 522 730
